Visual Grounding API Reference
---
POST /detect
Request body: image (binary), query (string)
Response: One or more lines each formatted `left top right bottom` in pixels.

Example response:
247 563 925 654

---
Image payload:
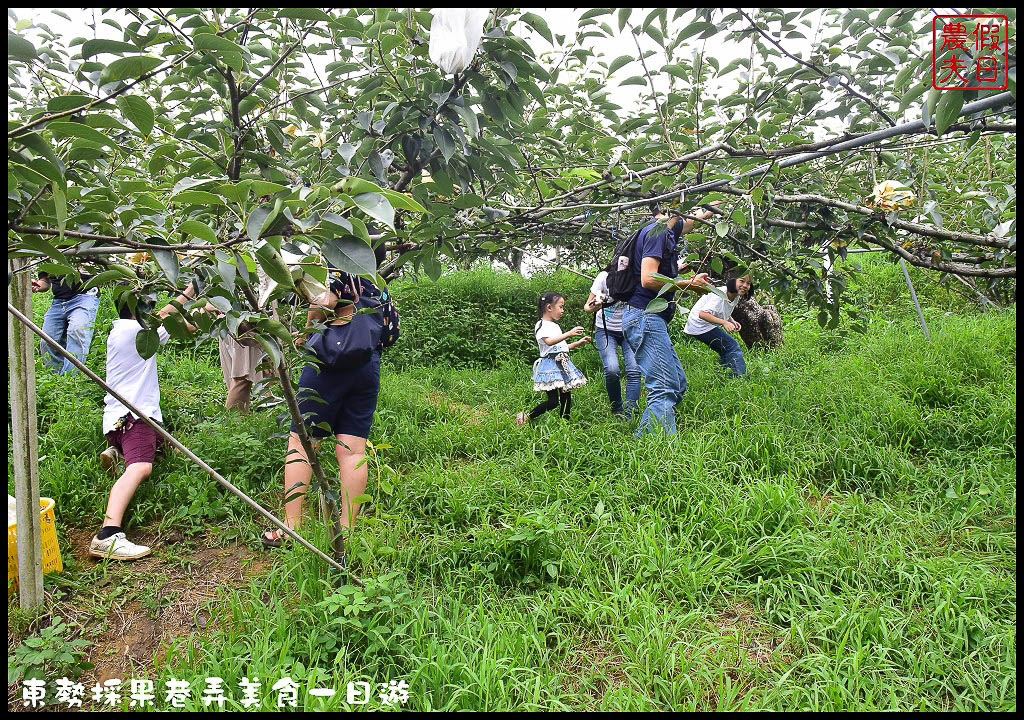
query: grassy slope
8 259 1016 710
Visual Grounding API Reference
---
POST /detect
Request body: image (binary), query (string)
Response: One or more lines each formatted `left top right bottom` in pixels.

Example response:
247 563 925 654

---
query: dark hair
648 201 661 216
535 291 563 330
116 295 135 320
373 240 387 270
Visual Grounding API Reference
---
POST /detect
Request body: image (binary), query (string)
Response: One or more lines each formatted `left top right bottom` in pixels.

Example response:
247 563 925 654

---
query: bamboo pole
5 302 354 579
9 259 44 607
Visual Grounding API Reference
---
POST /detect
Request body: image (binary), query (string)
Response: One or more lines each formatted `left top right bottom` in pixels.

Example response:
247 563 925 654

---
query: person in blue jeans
32 270 100 375
621 203 717 437
585 270 641 418
683 274 752 377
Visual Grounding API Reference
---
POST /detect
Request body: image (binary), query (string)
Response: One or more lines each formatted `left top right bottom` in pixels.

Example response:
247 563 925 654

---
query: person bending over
621 203 715 437
683 274 751 378
32 269 100 375
91 287 195 561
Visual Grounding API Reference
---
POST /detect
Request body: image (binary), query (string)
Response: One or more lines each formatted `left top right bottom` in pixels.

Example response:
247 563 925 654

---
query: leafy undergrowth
7 284 1016 711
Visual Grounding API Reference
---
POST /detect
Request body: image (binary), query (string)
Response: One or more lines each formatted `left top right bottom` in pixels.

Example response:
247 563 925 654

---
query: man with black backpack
611 202 718 437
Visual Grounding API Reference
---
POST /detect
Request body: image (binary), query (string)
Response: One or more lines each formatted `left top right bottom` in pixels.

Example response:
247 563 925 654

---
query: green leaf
46 94 94 113
247 205 278 241
323 236 378 277
645 298 669 314
172 176 218 196
150 244 180 285
677 21 715 42
382 190 427 214
17 235 68 266
608 55 632 75
663 64 688 81
46 121 115 149
715 221 729 238
453 194 484 209
173 190 224 206
337 177 384 195
423 254 442 281
520 12 553 44
433 126 456 163
136 328 161 359
256 318 293 346
278 8 332 22
98 55 162 85
250 180 288 196
180 220 217 244
922 87 940 127
194 33 246 56
81 266 137 291
116 95 154 137
251 333 282 371
255 243 295 288
8 33 37 62
457 104 480 138
81 39 140 60
351 192 395 229
934 90 965 136
617 8 632 31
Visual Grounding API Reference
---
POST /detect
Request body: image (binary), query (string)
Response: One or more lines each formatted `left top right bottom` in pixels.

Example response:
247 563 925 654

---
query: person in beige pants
218 268 274 413
219 335 270 413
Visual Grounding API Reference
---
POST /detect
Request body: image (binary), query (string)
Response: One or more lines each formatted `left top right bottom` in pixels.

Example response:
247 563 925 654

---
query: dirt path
8 526 271 710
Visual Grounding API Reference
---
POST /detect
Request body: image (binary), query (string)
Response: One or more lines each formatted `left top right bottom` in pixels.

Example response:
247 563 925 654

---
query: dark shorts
291 353 381 439
105 417 161 465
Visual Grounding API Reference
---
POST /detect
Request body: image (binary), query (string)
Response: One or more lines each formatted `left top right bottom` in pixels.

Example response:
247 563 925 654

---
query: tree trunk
732 295 784 350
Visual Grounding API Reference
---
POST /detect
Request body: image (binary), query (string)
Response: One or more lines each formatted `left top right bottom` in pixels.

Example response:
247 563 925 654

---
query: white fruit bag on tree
429 8 490 75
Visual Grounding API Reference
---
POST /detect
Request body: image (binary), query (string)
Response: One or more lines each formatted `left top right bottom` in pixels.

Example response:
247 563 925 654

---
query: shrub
385 268 593 370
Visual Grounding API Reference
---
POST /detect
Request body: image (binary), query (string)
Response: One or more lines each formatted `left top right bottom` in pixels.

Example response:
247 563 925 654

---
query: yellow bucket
8 497 63 594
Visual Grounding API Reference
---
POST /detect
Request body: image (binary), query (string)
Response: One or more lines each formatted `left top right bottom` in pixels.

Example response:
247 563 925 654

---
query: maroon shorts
105 416 161 466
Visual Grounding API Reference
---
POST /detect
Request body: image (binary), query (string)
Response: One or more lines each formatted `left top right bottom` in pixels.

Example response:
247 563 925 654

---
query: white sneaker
89 532 152 561
99 446 123 478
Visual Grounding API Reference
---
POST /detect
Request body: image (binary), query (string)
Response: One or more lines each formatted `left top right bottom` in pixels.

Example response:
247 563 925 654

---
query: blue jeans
689 326 747 377
594 326 641 417
622 307 687 437
40 293 100 375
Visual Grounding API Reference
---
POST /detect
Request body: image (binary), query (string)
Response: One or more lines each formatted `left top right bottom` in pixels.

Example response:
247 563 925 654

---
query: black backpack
604 226 646 303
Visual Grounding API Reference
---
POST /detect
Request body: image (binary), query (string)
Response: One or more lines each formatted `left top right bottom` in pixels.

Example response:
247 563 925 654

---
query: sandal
261 528 294 548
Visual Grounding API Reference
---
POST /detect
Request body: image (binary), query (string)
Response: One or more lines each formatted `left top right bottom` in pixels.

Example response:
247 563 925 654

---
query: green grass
8 265 1016 711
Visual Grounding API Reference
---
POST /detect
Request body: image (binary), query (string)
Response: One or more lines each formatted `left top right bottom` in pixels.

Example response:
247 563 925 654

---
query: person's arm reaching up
157 285 198 331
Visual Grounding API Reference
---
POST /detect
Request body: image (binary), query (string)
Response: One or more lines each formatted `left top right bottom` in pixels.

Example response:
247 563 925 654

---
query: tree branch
738 8 896 127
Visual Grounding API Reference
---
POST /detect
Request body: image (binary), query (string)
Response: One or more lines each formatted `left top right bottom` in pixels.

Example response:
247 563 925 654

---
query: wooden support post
8 258 44 607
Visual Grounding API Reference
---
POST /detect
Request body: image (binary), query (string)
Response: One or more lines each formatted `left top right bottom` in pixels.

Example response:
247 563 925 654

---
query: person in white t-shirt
584 271 641 418
91 288 195 561
516 291 589 425
683 274 751 377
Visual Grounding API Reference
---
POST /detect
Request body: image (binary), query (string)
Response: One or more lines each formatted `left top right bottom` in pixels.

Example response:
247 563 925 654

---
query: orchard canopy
7 8 1017 352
